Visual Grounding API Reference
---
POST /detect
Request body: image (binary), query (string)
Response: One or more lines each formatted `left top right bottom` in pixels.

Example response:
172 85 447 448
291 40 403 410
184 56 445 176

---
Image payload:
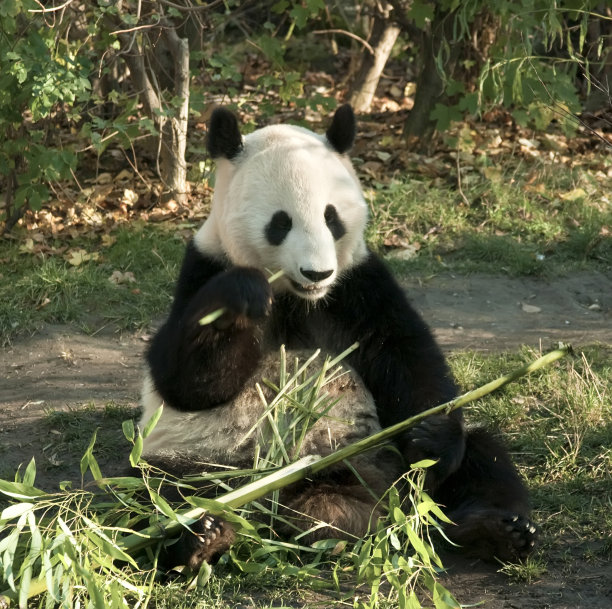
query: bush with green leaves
406 0 608 133
0 0 91 226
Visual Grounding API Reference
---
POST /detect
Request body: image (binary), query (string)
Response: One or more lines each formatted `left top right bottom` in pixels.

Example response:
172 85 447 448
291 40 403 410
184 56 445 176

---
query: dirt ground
1 271 611 608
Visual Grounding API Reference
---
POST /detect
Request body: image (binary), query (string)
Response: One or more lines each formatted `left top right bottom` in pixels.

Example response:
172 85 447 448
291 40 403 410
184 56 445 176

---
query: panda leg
433 428 538 562
135 457 237 571
277 464 389 543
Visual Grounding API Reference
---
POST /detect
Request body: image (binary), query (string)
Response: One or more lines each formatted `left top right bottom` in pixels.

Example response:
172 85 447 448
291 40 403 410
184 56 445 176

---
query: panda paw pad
501 514 538 559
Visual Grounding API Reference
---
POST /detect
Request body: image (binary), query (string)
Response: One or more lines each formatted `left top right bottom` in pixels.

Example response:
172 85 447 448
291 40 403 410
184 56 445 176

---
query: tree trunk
349 6 401 113
403 11 448 138
159 27 190 206
116 25 190 205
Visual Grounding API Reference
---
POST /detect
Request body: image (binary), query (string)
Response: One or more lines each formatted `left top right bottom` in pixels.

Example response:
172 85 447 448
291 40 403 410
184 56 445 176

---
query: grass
44 402 137 464
450 344 612 562
366 159 611 276
0 223 186 344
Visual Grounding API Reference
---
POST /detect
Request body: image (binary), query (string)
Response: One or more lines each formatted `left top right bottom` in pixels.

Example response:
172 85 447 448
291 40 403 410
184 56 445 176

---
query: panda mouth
290 280 329 299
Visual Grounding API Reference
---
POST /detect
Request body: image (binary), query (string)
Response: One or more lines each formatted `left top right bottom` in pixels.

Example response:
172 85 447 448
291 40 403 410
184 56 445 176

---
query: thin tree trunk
116 26 190 205
349 7 400 113
402 26 444 138
160 27 190 205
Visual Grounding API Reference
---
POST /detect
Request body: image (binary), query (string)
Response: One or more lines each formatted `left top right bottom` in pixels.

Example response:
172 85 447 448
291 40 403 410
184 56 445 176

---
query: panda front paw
191 267 273 330
166 513 236 571
405 415 466 488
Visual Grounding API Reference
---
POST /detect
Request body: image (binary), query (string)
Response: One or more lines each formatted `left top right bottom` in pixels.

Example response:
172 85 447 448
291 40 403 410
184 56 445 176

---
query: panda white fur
141 105 537 568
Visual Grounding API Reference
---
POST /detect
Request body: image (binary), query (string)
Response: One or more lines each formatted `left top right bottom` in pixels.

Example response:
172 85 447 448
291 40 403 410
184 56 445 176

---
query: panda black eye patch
265 211 293 246
324 204 346 240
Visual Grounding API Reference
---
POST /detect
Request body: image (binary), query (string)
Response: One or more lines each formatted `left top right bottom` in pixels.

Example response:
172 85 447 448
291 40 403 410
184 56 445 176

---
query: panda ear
325 104 356 154
206 107 243 160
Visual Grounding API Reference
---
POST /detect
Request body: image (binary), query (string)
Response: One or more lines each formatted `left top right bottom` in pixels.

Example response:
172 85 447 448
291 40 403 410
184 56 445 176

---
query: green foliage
345 476 459 609
411 0 606 132
0 350 461 608
0 1 89 223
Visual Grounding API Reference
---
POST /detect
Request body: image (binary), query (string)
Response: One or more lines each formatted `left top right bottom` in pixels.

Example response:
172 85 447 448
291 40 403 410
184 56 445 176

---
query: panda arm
323 252 457 421
147 241 271 412
320 252 464 482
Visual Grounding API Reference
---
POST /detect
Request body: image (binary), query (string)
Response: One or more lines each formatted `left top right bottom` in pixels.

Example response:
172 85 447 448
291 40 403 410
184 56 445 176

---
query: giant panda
140 105 537 569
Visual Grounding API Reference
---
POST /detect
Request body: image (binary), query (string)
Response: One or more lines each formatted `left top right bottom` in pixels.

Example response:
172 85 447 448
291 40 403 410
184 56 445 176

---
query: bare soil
1 271 611 608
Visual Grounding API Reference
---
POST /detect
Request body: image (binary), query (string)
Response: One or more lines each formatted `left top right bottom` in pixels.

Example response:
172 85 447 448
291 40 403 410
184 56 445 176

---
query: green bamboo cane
0 344 571 607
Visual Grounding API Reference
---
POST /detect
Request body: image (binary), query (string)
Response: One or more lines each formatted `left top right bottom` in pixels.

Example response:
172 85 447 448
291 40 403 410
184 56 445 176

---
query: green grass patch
0 223 186 344
44 402 137 464
367 160 611 276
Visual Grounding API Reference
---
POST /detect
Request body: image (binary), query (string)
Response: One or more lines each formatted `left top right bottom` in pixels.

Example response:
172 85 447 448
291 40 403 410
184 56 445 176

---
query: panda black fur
141 105 537 567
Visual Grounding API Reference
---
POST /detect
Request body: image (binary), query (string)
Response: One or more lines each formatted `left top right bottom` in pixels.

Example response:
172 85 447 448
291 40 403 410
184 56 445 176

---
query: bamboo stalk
0 344 570 606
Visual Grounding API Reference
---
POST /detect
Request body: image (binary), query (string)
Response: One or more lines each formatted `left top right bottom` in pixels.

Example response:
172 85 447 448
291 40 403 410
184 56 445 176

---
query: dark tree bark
583 6 612 113
403 8 454 139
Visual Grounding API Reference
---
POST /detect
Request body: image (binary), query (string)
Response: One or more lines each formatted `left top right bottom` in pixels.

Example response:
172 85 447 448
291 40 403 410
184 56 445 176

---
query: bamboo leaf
198 308 226 326
0 529 20 590
142 405 163 439
405 526 431 566
22 458 36 487
432 580 460 609
122 419 135 442
42 550 57 604
76 561 106 609
0 479 45 500
417 499 452 524
149 489 178 521
17 556 32 609
80 429 101 479
1 502 34 522
129 435 143 467
196 560 213 588
81 518 138 567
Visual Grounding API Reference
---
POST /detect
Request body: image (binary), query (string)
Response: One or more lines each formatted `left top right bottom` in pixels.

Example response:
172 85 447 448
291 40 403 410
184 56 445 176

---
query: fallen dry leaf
65 249 100 266
109 270 136 285
521 303 542 314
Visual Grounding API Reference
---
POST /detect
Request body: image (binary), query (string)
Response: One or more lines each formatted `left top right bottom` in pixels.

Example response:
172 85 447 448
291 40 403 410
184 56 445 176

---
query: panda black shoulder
170 240 228 316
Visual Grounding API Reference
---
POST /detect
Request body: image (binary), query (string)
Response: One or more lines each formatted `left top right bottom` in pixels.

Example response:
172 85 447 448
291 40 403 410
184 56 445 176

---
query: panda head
197 105 369 301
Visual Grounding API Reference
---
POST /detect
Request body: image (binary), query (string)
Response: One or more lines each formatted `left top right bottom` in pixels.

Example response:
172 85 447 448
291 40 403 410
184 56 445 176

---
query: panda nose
300 268 333 282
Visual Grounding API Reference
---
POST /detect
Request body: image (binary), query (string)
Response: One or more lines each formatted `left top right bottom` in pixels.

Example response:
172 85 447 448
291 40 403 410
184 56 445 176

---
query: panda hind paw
501 513 538 560
172 514 236 571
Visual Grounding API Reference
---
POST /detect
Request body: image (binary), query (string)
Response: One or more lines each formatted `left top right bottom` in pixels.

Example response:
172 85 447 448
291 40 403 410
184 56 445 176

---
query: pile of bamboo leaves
0 345 570 608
